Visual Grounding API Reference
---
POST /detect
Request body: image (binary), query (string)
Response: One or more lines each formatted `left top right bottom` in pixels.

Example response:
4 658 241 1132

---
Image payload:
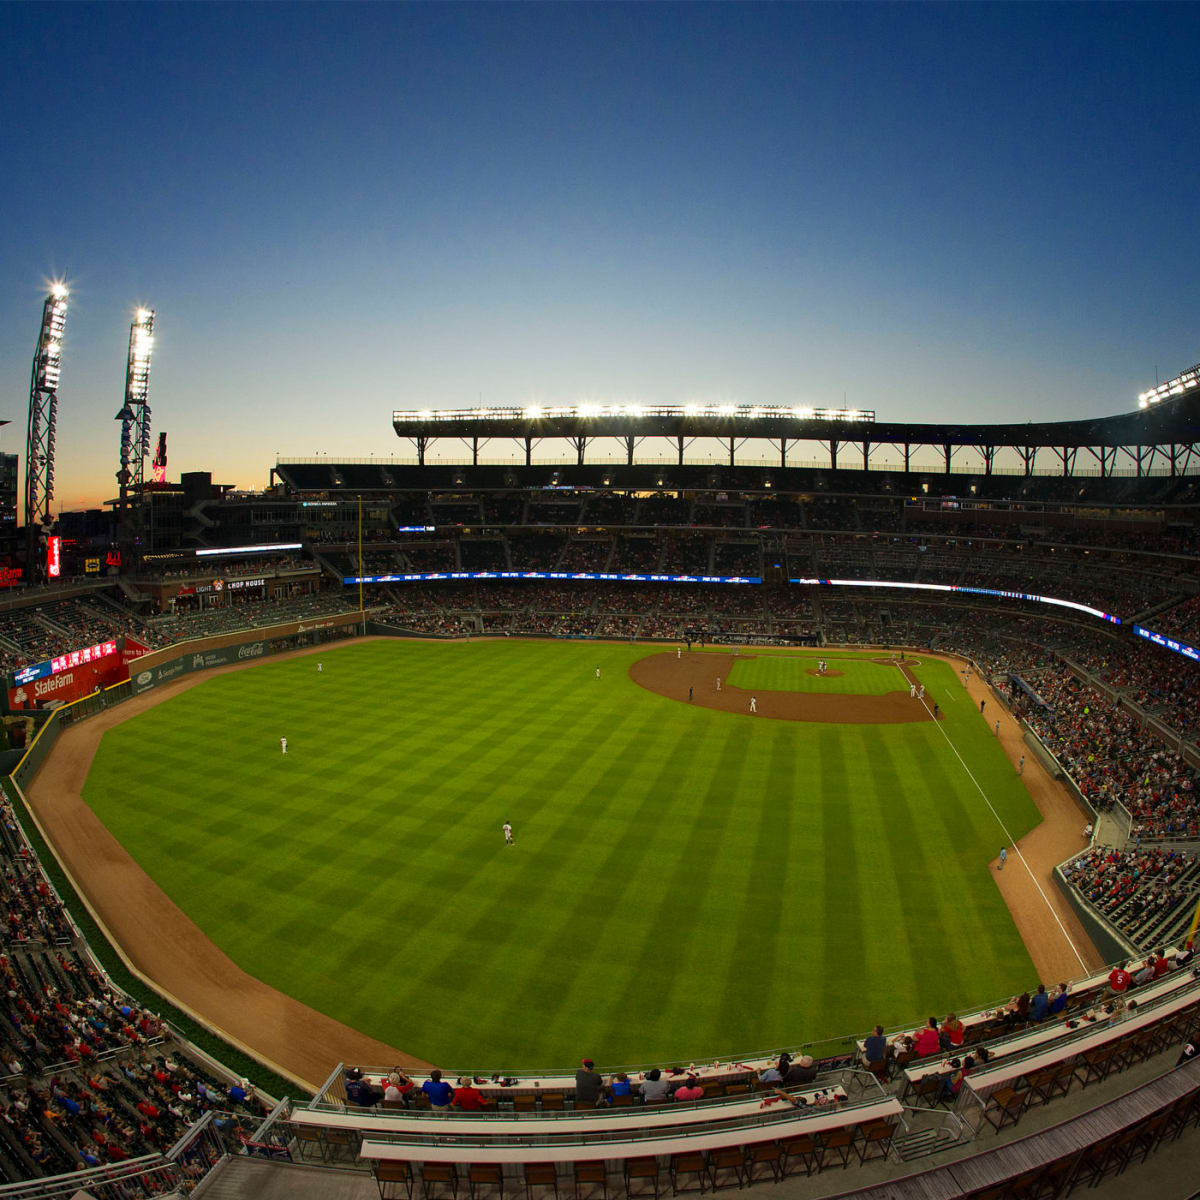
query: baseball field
80 639 1040 1071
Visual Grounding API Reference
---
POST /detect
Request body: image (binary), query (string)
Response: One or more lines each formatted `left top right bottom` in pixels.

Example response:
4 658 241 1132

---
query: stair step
894 1127 961 1162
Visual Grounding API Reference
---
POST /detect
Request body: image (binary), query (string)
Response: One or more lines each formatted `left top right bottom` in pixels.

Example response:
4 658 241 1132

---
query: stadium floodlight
115 307 156 567
25 285 69 579
393 403 877 424
1139 363 1200 406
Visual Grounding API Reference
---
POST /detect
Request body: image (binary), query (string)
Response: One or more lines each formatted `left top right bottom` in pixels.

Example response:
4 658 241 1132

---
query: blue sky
1 2 1198 511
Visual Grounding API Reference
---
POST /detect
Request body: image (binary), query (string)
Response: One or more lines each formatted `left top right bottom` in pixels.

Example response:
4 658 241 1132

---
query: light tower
24 285 68 581
115 308 155 567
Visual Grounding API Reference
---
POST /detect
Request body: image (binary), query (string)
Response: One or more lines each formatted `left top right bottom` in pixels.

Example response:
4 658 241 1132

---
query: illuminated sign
47 536 61 578
85 558 101 574
227 578 265 590
787 578 1121 625
13 639 118 686
397 525 437 533
0 567 23 588
344 571 761 585
1134 625 1200 663
195 543 302 557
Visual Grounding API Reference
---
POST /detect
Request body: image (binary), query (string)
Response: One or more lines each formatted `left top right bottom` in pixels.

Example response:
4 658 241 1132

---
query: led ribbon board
1133 625 1200 663
788 578 1121 624
12 638 119 686
344 571 762 585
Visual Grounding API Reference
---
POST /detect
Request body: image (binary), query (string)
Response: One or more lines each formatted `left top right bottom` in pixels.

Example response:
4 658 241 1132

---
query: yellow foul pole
1185 892 1200 950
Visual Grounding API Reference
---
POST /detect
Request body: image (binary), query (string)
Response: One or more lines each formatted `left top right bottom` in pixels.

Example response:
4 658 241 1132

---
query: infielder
503 821 514 846
280 737 287 755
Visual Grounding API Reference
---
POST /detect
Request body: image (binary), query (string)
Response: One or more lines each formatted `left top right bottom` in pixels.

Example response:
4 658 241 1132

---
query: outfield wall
129 611 366 694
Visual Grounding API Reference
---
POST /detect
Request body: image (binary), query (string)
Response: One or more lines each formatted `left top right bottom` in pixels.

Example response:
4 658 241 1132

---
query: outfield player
317 662 323 673
596 667 600 679
280 737 287 755
503 821 514 846
750 696 757 713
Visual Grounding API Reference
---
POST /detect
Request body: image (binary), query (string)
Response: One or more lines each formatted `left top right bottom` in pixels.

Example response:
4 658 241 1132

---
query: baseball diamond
66 639 1048 1071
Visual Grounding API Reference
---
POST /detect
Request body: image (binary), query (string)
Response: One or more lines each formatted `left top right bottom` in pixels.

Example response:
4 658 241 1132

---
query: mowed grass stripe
81 640 1042 1068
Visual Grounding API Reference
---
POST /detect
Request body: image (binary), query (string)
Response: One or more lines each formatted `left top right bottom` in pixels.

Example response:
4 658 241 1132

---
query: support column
626 435 636 466
780 437 787 469
729 437 736 467
677 436 685 466
472 436 478 466
525 436 532 467
862 441 870 471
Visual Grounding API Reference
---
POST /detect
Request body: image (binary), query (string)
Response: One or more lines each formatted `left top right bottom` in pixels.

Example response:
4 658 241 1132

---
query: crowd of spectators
139 554 313 580
1065 638 1199 742
0 798 265 1184
1014 671 1200 841
1063 847 1198 945
1152 594 1200 647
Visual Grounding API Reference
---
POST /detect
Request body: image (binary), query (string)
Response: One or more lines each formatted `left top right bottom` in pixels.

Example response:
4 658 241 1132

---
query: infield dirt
630 650 935 722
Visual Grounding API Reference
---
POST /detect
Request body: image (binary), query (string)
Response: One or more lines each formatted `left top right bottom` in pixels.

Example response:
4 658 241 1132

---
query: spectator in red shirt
913 1019 940 1057
672 1076 704 1102
451 1082 490 1111
942 1014 965 1047
1108 962 1131 993
1153 950 1171 978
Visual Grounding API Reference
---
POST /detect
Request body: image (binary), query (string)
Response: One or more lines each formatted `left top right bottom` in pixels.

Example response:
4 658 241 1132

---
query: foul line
896 663 1089 973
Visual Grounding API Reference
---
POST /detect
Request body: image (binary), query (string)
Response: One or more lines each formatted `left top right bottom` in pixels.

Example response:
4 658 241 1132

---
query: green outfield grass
725 650 904 695
81 639 1040 1071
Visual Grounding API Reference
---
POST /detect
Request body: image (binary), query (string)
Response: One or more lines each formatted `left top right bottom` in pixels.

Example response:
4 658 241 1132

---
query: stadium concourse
0 461 1197 1195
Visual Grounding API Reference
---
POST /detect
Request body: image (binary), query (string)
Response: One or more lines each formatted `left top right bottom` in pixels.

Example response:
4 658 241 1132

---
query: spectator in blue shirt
422 1070 454 1108
1030 984 1050 1022
1048 984 1068 1017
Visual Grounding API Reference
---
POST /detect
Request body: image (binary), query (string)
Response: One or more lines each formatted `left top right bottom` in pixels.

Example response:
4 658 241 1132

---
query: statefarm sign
8 639 129 711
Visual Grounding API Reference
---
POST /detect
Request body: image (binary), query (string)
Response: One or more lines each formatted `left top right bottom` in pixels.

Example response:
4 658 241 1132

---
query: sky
2 2 1199 514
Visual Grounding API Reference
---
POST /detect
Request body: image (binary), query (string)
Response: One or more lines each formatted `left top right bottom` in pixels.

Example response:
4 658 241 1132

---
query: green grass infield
725 649 905 695
81 639 1040 1071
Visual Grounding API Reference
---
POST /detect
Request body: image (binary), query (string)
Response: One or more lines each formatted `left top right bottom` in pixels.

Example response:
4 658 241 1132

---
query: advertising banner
129 640 268 695
8 650 127 711
122 634 152 668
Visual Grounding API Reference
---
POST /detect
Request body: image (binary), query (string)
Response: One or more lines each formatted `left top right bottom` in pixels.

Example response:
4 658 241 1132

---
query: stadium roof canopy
393 387 1200 477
